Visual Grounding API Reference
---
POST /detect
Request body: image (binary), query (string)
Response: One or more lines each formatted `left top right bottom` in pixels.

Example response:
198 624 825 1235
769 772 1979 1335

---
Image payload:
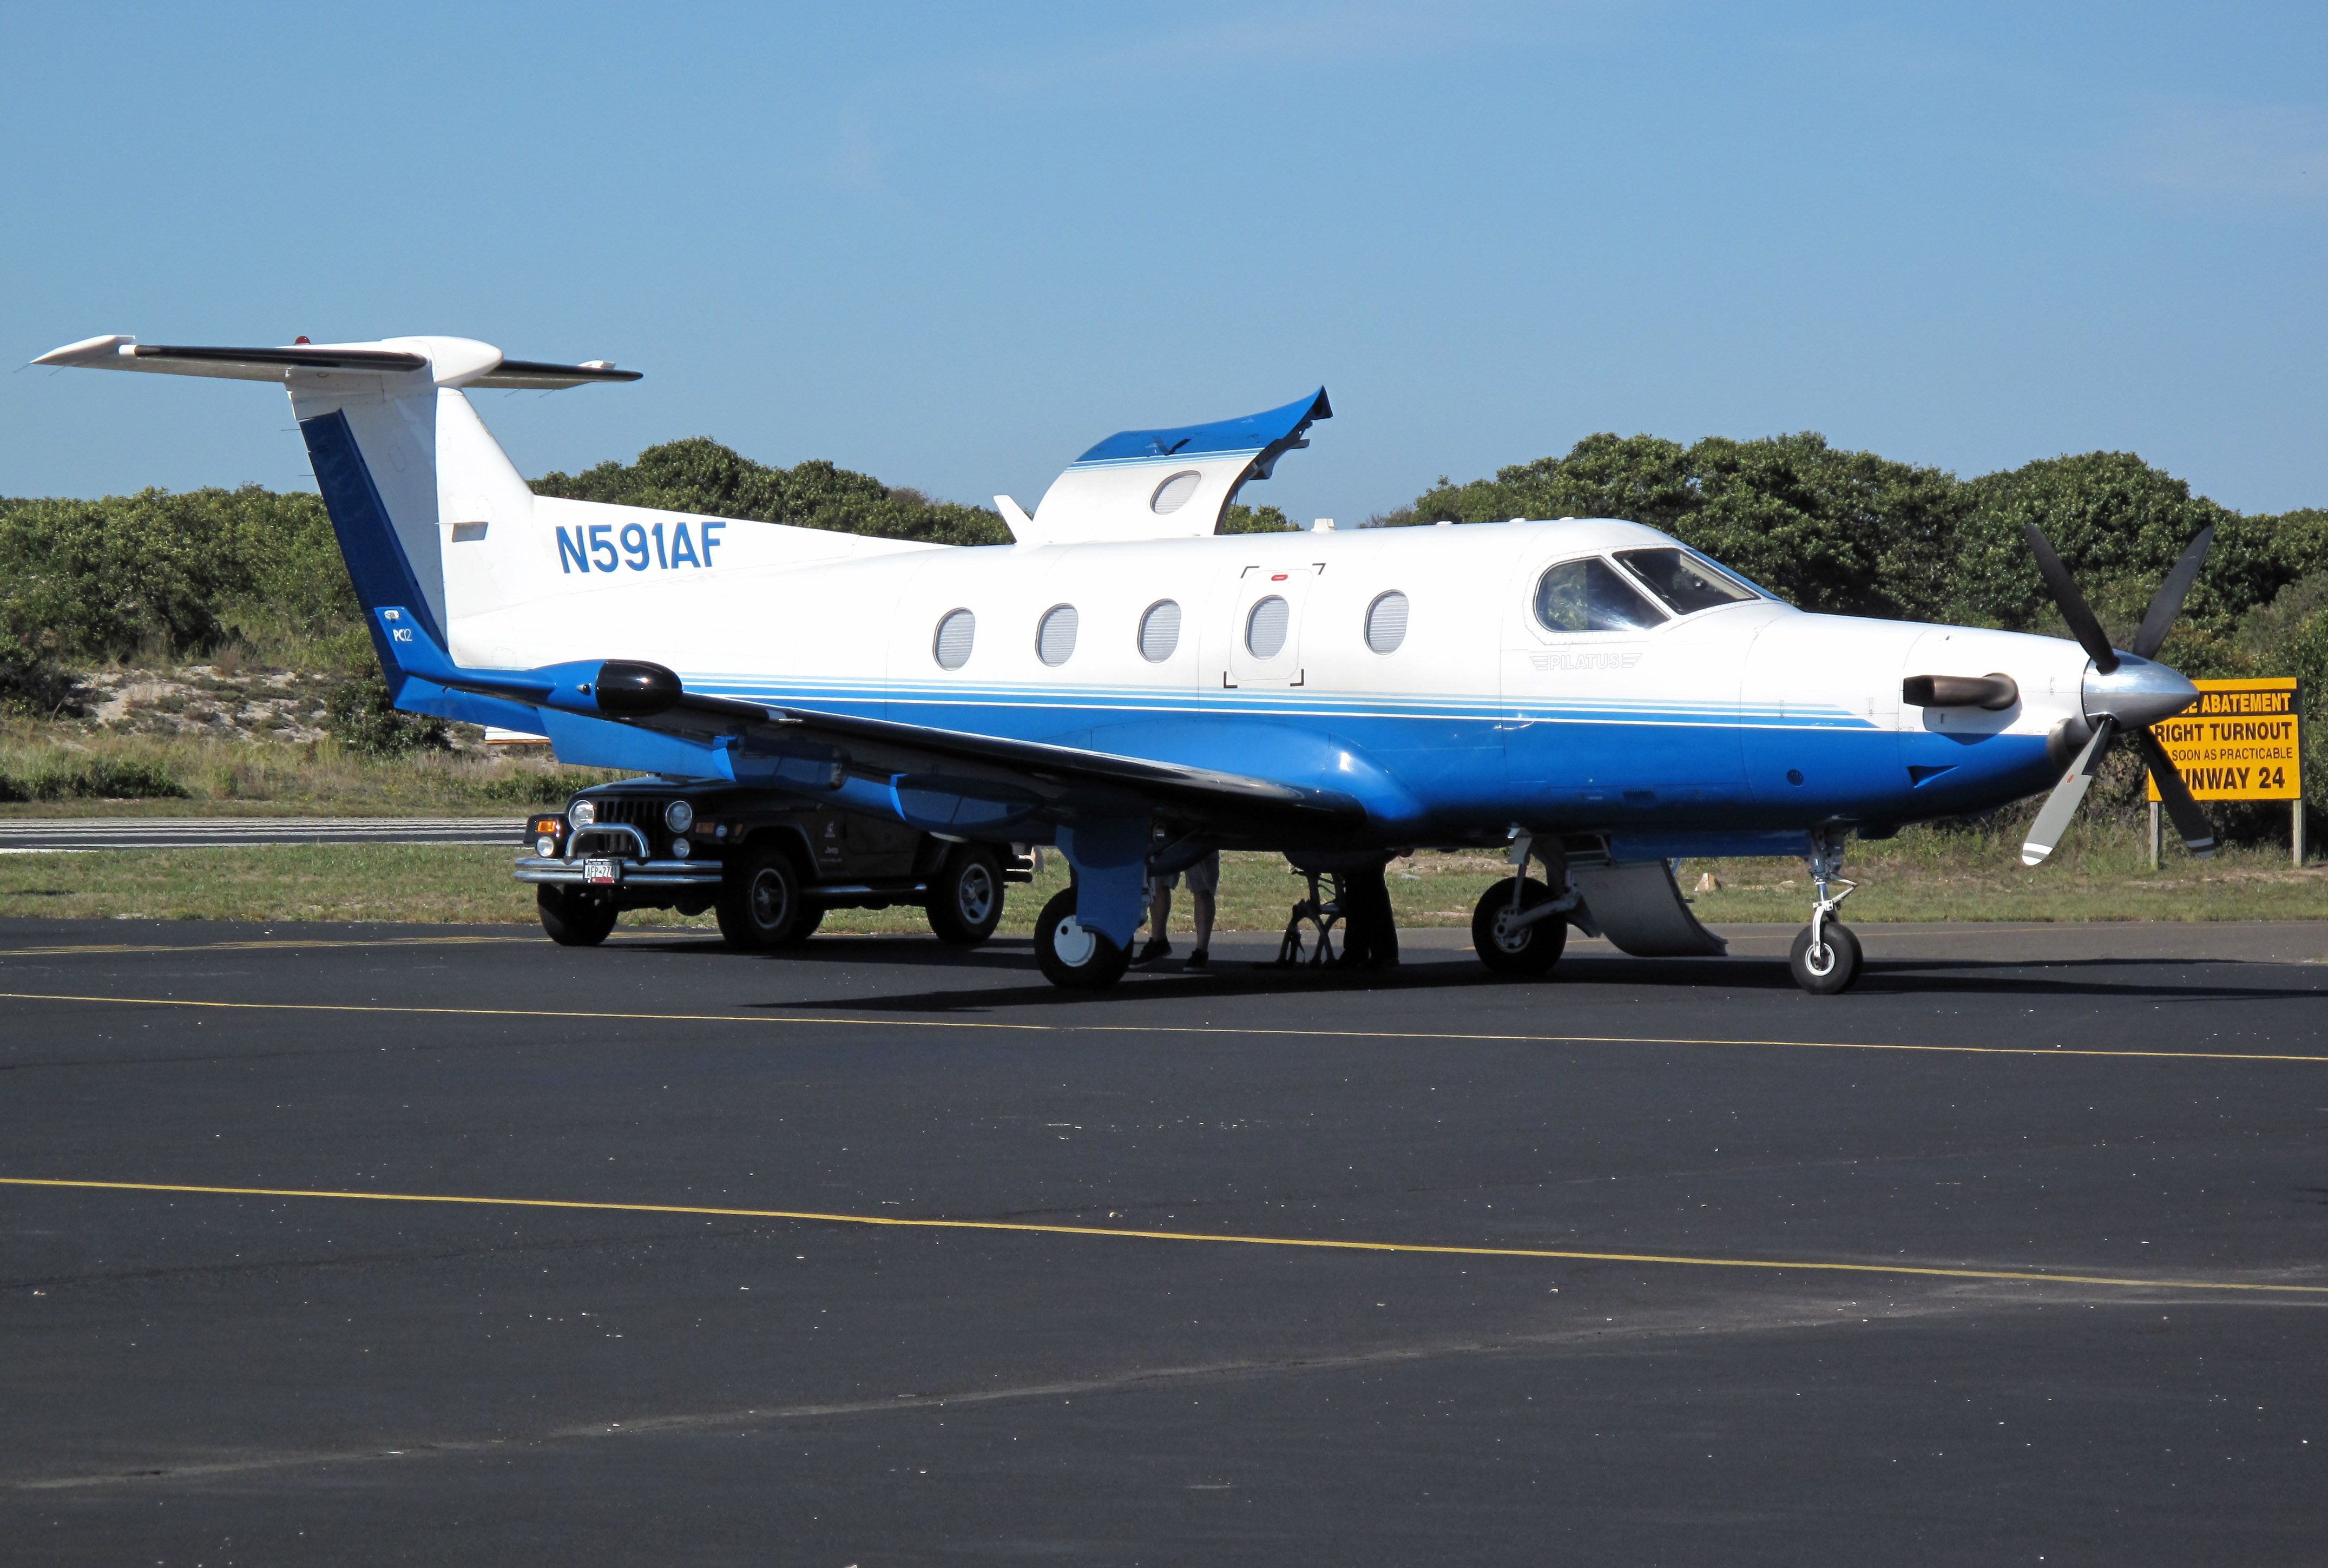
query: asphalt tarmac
1 916 2323 1565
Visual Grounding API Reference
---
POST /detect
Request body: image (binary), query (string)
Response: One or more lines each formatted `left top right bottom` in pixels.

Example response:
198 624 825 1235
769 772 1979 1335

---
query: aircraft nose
2083 655 2199 730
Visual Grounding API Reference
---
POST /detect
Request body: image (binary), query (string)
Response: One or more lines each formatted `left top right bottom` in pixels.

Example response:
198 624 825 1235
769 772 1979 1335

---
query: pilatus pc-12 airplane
36 332 2218 993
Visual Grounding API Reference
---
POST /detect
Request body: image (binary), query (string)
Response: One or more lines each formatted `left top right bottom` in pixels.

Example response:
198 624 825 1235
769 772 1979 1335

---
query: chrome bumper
514 855 725 889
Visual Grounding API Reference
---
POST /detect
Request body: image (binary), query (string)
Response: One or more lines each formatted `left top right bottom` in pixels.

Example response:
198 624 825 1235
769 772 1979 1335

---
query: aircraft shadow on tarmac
673 943 2324 1016
617 932 1041 972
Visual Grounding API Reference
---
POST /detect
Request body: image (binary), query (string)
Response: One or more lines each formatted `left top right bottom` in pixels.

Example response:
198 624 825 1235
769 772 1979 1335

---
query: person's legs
1173 847 1229 958
1341 862 1396 968
1137 874 1175 963
1183 852 1219 966
1370 871 1398 966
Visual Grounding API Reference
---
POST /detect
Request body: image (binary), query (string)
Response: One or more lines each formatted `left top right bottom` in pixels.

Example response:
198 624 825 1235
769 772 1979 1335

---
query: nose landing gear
1787 832 1862 994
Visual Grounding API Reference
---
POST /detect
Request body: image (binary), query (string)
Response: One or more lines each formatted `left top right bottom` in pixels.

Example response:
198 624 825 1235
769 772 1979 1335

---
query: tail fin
33 333 637 678
38 331 943 698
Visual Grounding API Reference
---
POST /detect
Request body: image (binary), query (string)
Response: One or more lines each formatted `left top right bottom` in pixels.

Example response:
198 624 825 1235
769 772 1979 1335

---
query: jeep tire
927 845 1006 947
538 885 618 947
718 844 812 951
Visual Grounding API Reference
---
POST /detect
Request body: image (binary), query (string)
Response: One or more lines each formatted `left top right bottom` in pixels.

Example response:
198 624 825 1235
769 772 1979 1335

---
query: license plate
583 857 621 886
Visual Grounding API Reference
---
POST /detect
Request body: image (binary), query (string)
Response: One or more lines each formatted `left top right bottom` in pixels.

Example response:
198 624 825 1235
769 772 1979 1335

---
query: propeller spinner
2019 524 2217 866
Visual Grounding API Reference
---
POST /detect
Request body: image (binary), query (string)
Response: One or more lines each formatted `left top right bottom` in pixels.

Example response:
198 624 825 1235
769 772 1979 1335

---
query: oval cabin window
1149 470 1202 515
1365 591 1409 654
1246 595 1290 659
1037 604 1078 667
1139 599 1181 662
933 608 976 669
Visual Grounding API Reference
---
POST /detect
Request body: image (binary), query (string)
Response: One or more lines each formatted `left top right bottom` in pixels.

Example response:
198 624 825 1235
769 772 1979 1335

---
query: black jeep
516 777 1032 951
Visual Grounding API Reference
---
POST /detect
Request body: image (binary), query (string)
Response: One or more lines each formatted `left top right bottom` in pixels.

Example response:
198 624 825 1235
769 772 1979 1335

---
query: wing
377 610 1367 840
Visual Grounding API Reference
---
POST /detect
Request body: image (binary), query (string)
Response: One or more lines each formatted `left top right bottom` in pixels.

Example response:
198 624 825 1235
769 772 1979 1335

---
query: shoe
1133 938 1171 965
1186 948 1208 969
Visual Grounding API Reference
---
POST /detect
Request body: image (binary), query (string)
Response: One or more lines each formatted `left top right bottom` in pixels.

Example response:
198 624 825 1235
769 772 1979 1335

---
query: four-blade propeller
2018 524 2217 867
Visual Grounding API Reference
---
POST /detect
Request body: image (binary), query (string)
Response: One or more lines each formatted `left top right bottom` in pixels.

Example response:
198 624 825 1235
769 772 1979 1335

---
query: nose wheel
1788 832 1863 994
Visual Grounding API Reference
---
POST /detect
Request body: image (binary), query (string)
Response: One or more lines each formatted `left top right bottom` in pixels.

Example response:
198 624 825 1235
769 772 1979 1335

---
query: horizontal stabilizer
472 359 644 388
33 334 639 390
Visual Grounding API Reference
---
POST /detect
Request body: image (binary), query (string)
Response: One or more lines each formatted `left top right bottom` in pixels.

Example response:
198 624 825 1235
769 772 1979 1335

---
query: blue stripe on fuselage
666 676 2050 833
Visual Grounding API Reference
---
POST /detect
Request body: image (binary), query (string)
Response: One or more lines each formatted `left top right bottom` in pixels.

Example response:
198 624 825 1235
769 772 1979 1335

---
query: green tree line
3 433 2320 813
1406 432 2328 649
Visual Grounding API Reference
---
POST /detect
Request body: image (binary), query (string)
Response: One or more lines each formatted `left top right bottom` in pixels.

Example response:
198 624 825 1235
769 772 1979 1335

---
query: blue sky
6 2 2323 524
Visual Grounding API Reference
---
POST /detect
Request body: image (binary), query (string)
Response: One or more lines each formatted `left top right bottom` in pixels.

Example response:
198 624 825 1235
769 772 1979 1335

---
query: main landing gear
1787 832 1862 994
1034 887 1130 990
1470 831 1580 978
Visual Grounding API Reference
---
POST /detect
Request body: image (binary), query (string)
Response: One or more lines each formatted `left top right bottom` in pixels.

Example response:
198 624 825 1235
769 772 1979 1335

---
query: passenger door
1223 562 1317 689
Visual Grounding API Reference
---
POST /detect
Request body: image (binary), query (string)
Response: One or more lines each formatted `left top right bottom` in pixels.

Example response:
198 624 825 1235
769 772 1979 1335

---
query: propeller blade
2021 716 2117 866
2130 724 2218 858
2024 524 2119 675
2130 524 2215 661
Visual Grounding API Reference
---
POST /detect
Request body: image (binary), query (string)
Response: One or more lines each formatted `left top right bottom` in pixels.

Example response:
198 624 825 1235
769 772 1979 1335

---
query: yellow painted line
0 988 2322 1066
3 1176 2321 1296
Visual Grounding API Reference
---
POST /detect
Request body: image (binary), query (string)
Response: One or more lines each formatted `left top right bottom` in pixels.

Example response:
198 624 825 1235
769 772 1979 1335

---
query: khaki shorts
1149 851 1219 897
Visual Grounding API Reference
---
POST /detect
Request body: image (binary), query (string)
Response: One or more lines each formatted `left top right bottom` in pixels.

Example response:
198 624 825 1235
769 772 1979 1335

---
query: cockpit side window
1532 557 1667 634
1613 548 1759 615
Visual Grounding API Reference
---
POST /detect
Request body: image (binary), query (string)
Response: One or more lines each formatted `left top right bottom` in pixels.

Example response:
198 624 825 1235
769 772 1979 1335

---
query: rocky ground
60 663 499 754
74 665 335 744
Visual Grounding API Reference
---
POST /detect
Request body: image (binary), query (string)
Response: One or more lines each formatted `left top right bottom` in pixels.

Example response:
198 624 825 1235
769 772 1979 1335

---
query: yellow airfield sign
2146 678 2302 801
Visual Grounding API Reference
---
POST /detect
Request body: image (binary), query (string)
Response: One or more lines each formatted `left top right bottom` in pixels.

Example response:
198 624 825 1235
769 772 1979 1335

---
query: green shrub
469 768 611 806
534 438 1009 546
9 756 189 800
325 667 449 757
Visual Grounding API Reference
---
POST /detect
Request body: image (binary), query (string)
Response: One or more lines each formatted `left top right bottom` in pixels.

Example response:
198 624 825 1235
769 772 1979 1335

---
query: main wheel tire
716 845 810 951
927 845 1005 946
1788 920 1863 994
1034 888 1129 991
1471 877 1567 976
538 885 617 947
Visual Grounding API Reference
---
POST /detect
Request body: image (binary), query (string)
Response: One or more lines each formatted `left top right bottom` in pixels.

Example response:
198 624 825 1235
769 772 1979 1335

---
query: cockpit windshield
1533 557 1667 634
1613 548 1760 615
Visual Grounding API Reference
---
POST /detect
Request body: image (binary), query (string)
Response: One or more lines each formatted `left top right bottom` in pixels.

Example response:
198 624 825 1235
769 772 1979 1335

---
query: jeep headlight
569 799 596 828
664 799 694 833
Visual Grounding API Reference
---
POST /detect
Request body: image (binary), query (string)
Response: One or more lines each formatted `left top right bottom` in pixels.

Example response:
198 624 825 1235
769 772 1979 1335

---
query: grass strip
0 837 2316 930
